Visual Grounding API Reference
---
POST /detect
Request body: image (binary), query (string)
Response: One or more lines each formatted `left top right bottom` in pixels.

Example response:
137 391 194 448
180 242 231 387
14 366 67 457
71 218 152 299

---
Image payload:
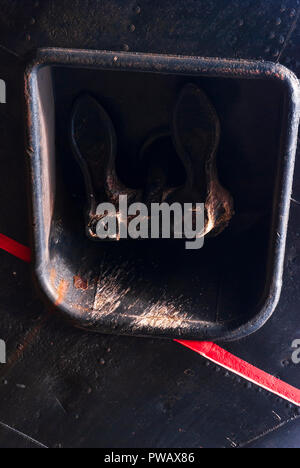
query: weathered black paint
0 0 300 448
25 49 299 341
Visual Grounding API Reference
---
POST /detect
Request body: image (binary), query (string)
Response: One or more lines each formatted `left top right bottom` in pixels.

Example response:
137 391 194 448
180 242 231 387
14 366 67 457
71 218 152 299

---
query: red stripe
176 340 300 407
0 234 31 263
1 234 298 407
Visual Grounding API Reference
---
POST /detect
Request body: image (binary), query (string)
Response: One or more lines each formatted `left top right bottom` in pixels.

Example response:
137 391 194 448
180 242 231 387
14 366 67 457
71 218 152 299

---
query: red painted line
1 233 298 407
0 233 31 263
176 340 300 407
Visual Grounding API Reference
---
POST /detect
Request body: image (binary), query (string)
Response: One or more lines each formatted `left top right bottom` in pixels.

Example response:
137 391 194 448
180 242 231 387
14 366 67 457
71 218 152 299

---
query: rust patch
73 275 88 290
50 268 56 289
54 279 69 306
0 316 49 378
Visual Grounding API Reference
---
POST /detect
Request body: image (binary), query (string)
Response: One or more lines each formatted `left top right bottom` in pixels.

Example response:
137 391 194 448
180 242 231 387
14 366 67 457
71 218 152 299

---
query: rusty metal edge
24 48 300 341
